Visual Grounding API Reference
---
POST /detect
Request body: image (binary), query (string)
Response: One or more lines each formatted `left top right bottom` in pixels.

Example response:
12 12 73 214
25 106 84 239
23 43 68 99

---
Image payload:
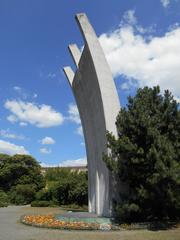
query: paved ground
0 205 179 240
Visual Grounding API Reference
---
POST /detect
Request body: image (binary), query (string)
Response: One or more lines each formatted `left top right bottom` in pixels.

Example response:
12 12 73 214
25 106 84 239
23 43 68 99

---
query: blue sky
0 0 180 167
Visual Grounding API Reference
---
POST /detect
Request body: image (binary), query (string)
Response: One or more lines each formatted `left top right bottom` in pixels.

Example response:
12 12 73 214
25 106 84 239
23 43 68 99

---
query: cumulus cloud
40 162 58 168
40 148 51 154
161 0 171 8
0 139 29 155
76 126 83 136
40 136 55 145
67 103 84 137
19 122 27 127
47 73 56 79
41 157 87 167
67 103 81 124
161 0 179 8
33 93 38 99
121 82 130 90
13 86 37 100
0 129 26 140
5 100 64 128
13 86 28 99
99 11 180 102
13 86 21 92
60 157 87 167
7 115 17 123
122 10 137 25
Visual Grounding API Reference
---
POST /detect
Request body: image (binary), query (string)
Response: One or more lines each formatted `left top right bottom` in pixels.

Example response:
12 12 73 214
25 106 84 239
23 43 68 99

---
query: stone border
20 215 112 231
20 214 179 231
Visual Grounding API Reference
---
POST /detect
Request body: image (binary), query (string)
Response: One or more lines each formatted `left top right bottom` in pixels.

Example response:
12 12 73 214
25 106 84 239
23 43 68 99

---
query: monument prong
64 13 120 217
63 66 74 87
68 44 81 68
75 13 97 44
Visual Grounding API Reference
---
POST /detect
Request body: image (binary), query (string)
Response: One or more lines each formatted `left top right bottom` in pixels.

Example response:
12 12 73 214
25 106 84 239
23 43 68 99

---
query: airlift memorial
64 13 120 217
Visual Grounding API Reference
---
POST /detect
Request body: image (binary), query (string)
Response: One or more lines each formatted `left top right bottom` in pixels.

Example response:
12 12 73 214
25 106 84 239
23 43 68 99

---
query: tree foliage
0 154 45 205
0 154 88 207
0 190 9 207
54 170 88 206
104 86 180 222
36 168 88 206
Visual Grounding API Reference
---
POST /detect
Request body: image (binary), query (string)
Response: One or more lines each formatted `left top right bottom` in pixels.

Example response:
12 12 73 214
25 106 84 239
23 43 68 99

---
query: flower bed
21 214 112 230
21 214 179 231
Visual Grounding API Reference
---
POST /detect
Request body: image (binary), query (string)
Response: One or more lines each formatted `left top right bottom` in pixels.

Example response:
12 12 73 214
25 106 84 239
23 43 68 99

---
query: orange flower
21 214 105 230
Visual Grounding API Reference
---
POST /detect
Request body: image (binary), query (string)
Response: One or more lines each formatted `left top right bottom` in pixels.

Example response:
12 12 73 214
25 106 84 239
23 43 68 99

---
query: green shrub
9 184 36 205
31 200 55 207
0 190 9 207
53 171 88 206
60 203 88 211
41 169 88 207
35 188 54 201
0 201 8 207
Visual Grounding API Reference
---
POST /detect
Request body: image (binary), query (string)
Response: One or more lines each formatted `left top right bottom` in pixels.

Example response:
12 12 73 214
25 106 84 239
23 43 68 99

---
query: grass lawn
22 206 180 240
0 206 179 240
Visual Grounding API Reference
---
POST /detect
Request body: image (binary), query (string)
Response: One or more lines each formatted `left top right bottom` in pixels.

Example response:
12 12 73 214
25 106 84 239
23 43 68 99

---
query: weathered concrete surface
64 13 120 217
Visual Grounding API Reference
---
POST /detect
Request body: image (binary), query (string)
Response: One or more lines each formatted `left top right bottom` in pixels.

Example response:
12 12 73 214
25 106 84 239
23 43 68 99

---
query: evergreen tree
104 86 180 222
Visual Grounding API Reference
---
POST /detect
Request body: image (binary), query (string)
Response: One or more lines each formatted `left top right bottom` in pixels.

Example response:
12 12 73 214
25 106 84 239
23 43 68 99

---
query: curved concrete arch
64 13 120 217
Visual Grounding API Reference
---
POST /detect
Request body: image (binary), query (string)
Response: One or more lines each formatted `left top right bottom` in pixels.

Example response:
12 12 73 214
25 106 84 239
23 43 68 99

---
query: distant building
41 165 87 175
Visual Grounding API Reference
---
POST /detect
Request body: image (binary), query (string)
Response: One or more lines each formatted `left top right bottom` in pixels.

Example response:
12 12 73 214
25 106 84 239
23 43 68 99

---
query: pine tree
104 86 180 222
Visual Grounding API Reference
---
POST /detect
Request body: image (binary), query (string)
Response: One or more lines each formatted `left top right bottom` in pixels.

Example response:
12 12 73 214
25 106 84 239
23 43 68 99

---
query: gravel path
0 206 179 240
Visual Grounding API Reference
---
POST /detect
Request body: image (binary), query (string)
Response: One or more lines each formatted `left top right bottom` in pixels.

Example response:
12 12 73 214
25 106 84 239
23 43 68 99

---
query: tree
9 184 37 205
0 154 45 204
0 154 45 191
0 154 11 164
32 168 88 207
104 86 180 222
54 170 88 206
0 190 8 207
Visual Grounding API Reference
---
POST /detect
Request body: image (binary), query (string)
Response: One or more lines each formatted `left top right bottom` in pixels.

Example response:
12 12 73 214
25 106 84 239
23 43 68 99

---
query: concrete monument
63 13 120 217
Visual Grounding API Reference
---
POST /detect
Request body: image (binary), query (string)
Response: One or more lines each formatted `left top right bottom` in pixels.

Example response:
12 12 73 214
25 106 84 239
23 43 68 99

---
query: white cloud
13 86 21 92
0 139 29 155
122 10 137 25
67 103 84 136
60 157 87 167
174 96 180 103
161 0 179 8
7 115 17 123
41 157 87 167
40 136 55 145
40 162 58 168
47 73 56 79
76 126 83 136
13 86 37 100
40 148 51 154
33 93 38 99
19 122 27 127
67 103 81 124
121 82 130 90
0 129 26 140
161 0 170 8
13 86 28 99
99 12 180 101
5 100 64 128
